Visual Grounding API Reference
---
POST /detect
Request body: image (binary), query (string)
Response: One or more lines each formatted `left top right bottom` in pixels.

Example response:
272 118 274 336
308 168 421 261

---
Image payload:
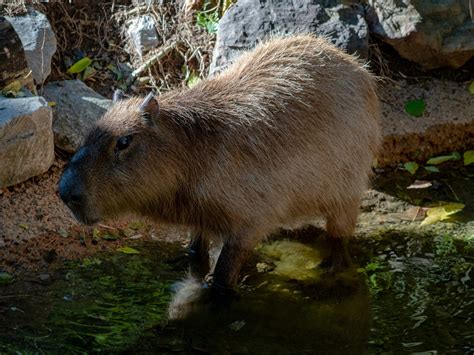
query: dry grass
2 1 215 98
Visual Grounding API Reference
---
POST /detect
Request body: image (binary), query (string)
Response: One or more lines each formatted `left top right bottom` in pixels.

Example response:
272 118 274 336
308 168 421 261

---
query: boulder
367 0 474 69
5 9 57 85
126 15 160 57
210 0 368 75
42 80 112 153
0 17 34 91
0 96 54 188
379 79 474 166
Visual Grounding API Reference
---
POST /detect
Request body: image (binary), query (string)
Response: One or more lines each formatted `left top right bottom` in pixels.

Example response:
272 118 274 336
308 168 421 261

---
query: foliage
67 57 92 74
421 203 465 226
196 8 219 33
195 0 235 33
357 259 392 296
426 151 461 165
423 165 439 173
404 99 426 117
464 150 474 166
1 80 22 97
187 72 201 88
0 272 14 285
469 82 474 95
117 246 140 254
404 162 419 175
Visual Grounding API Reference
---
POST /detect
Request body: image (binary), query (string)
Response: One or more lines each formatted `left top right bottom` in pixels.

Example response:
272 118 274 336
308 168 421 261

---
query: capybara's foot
320 238 352 274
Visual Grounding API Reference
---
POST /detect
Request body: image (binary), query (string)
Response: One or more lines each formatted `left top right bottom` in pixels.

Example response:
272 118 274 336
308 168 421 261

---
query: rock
39 273 51 282
5 9 57 84
379 79 474 167
0 96 54 188
210 0 368 75
126 15 160 57
367 0 474 69
0 17 35 91
42 80 112 152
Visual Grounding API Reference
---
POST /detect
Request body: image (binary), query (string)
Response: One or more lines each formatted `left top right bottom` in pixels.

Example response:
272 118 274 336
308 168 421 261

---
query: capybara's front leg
211 236 254 293
322 204 358 273
188 231 210 275
320 237 351 272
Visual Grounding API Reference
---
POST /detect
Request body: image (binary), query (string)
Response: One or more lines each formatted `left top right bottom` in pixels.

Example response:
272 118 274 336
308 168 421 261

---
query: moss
258 240 322 282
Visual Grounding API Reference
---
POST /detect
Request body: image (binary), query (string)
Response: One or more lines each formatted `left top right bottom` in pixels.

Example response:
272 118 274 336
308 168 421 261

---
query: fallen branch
127 41 178 85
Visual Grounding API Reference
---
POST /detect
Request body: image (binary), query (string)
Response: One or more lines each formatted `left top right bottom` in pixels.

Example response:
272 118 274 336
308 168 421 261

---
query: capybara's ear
139 92 159 125
113 89 124 103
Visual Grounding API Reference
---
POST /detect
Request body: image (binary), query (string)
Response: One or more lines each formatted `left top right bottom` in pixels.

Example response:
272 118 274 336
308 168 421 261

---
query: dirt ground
0 156 190 275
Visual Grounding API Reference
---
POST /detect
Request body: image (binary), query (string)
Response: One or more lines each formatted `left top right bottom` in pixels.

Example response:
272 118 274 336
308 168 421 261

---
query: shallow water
2 163 474 354
1 227 472 354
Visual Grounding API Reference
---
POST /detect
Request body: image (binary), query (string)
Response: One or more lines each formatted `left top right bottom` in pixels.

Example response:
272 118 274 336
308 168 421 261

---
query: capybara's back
59 34 381 292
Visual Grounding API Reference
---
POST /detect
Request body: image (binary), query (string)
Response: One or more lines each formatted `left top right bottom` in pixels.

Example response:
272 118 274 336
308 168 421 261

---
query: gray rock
367 0 474 69
0 96 54 188
126 15 160 57
42 80 112 153
39 273 51 282
210 0 368 75
6 9 57 84
379 79 474 166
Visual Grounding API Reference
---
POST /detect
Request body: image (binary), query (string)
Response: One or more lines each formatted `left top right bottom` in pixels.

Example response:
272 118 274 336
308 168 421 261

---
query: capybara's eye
115 135 133 152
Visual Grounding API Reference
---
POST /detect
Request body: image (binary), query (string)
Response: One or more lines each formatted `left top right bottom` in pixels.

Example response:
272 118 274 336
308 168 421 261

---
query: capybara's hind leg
322 201 359 272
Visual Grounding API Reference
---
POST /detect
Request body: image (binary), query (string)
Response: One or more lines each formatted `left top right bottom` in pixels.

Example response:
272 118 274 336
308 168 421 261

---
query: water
1 162 473 353
1 228 472 354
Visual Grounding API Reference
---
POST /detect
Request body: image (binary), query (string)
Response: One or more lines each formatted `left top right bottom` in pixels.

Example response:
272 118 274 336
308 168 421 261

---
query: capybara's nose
59 169 84 208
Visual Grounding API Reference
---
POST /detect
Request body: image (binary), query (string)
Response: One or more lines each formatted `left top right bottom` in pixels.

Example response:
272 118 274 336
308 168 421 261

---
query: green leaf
117 246 140 254
404 162 419 175
82 66 96 80
128 221 145 230
469 82 474 95
0 272 14 285
426 152 460 165
421 203 465 226
1 80 22 97
107 63 123 80
404 99 426 117
196 10 219 34
424 166 440 173
187 72 200 88
67 57 92 74
464 150 474 166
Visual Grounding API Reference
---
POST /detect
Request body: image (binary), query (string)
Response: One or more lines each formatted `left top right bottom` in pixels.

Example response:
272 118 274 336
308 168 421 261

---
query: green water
0 228 472 354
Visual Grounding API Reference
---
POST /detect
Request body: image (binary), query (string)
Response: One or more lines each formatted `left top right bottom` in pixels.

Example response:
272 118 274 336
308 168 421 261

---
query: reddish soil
0 157 188 275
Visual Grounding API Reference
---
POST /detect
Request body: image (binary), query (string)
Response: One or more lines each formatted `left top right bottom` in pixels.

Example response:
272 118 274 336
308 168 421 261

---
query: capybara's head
59 92 182 225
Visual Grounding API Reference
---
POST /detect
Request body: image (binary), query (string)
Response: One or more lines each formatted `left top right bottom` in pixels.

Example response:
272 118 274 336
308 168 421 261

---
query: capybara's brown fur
59 35 381 291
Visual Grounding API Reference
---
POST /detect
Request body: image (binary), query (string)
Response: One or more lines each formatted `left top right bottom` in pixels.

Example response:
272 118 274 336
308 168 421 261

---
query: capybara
59 34 381 293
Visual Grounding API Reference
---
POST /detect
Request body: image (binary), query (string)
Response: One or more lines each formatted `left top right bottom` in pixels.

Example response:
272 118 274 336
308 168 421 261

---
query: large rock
379 79 474 166
367 0 474 69
43 80 112 153
0 96 54 188
0 17 34 90
126 15 160 57
210 0 369 75
6 9 57 85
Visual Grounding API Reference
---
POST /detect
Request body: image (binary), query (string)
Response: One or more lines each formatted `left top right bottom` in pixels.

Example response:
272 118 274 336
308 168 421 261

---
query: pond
0 226 472 354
